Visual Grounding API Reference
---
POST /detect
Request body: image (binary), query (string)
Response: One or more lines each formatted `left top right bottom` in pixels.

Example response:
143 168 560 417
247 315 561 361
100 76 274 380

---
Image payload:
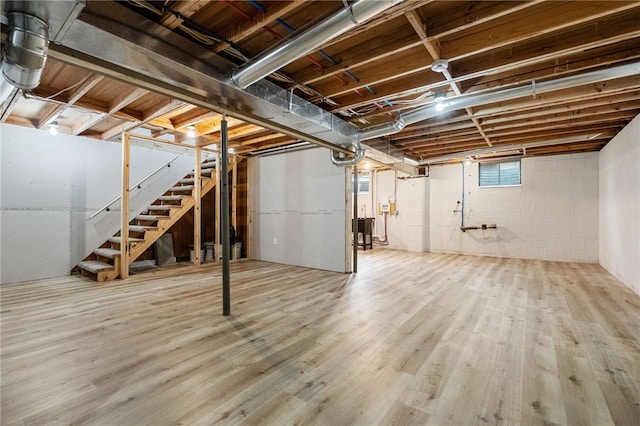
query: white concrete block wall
429 152 599 262
1 124 195 284
599 114 640 296
250 148 348 273
371 170 429 252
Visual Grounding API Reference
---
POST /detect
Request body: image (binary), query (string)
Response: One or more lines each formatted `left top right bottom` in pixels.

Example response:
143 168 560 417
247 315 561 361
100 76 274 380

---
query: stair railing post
194 145 202 265
221 115 231 316
121 131 130 279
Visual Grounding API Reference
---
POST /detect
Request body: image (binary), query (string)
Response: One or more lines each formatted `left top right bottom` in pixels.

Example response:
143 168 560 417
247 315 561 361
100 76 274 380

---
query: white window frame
478 159 521 188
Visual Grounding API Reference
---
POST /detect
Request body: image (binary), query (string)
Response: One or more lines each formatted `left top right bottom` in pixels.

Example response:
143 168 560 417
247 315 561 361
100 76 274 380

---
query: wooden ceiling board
3 0 640 163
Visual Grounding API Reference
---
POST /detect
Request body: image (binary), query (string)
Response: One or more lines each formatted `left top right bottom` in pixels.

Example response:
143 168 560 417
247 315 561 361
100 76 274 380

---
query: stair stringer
128 176 217 263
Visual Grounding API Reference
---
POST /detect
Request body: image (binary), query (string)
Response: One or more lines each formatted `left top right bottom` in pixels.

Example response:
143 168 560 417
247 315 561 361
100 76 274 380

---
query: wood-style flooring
2 250 640 425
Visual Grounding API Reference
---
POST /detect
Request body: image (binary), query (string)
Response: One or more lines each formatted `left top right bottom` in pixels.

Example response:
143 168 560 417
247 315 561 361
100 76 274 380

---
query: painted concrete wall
599 114 640 296
429 153 599 262
371 170 430 252
1 124 195 284
250 148 348 273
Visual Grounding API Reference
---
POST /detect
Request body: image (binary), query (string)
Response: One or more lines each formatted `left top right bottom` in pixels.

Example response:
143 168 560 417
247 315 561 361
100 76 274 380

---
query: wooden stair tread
158 195 183 202
94 248 120 259
109 236 144 243
129 225 157 232
147 205 174 211
169 185 193 192
135 214 169 221
78 260 114 274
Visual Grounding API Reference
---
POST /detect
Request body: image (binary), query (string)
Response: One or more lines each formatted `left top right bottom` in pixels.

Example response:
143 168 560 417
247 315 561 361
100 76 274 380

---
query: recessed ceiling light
48 121 59 135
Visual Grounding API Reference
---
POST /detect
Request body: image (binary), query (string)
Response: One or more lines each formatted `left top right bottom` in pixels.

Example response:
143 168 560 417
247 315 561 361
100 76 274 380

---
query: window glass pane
359 175 370 193
499 161 520 185
479 160 520 186
352 172 370 193
479 163 500 186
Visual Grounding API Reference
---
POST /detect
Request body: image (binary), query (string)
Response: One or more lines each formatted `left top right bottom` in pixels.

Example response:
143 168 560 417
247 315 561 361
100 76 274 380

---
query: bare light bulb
186 126 196 138
48 121 59 135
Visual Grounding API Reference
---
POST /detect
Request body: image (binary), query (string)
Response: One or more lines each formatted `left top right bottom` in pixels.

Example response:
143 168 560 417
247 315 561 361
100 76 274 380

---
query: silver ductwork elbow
331 136 366 167
1 12 49 92
1 11 49 105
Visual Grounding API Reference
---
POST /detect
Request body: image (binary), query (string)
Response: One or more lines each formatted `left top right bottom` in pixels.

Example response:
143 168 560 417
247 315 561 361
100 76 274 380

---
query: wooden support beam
36 74 104 128
246 157 253 260
231 155 238 236
109 87 147 114
120 132 131 279
194 146 202 266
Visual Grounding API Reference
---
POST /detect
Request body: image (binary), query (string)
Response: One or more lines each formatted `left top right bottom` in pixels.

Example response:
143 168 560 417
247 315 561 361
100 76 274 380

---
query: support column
221 115 231 316
215 150 221 264
193 146 202 265
353 164 358 273
120 131 130 279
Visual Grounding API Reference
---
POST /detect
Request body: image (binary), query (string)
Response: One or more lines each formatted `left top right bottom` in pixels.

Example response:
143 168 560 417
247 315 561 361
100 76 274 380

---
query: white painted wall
1 124 195 284
371 170 429 252
250 148 348 272
599 114 640 295
429 153 599 262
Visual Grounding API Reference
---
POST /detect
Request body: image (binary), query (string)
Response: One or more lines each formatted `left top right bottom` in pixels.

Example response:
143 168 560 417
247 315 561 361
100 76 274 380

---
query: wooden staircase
76 160 218 281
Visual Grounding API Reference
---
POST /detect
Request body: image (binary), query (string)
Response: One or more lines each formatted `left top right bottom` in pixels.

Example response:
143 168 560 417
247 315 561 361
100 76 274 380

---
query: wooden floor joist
1 249 639 424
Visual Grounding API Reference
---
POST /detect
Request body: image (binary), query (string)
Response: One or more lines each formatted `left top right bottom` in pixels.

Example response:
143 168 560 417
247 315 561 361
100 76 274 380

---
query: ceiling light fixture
48 121 59 135
434 91 448 111
430 59 449 73
464 157 472 166
186 125 196 138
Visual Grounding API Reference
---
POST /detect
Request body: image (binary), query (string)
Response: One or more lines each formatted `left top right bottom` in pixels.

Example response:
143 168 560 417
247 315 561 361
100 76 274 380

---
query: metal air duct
1 11 49 98
230 0 402 89
330 139 366 166
360 61 640 141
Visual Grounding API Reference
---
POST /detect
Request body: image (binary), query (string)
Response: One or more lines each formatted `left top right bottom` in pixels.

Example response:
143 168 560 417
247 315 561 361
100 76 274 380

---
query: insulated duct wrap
1 11 49 90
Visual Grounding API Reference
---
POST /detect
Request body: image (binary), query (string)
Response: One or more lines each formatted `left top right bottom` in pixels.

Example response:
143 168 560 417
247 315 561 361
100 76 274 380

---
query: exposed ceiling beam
35 74 104 128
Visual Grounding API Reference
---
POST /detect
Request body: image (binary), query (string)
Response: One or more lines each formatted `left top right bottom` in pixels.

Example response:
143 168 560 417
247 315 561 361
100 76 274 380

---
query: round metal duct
1 11 49 90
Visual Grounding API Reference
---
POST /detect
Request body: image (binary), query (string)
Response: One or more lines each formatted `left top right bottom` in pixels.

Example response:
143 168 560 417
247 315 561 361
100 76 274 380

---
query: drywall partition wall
250 148 348 272
599 114 640 295
372 170 430 251
0 124 195 284
429 152 599 262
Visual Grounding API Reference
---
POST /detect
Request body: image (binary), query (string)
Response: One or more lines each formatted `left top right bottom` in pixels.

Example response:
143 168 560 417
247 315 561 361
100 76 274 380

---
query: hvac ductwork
360 61 640 141
330 140 366 166
0 11 49 102
230 0 402 89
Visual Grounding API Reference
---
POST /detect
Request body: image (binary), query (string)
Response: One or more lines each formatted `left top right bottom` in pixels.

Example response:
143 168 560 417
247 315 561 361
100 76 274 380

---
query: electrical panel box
378 202 396 215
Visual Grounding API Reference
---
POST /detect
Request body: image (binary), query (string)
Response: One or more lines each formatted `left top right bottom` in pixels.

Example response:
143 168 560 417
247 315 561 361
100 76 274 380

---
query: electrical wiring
39 80 85 100
126 0 337 106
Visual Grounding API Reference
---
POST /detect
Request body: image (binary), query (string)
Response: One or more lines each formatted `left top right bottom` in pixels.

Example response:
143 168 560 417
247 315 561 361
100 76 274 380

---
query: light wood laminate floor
2 250 640 425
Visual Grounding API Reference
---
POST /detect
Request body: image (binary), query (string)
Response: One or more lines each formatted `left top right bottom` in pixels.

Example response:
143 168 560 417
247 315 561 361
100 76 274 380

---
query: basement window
352 172 370 193
479 160 521 187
